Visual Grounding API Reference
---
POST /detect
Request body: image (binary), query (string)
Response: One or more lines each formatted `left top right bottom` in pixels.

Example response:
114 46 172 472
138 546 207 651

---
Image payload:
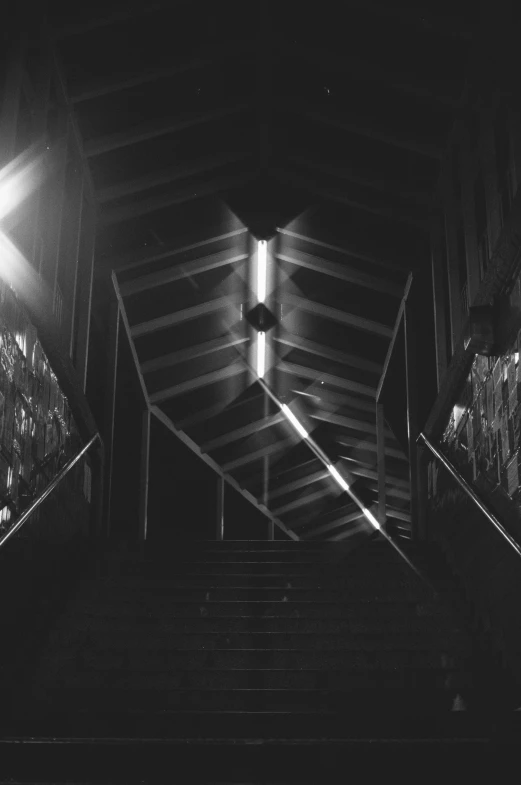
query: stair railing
0 433 100 551
418 432 521 560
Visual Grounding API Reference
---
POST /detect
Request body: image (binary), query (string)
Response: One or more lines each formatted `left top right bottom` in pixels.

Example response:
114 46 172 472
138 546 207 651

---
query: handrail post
138 408 150 542
404 297 420 539
216 475 225 541
376 402 386 529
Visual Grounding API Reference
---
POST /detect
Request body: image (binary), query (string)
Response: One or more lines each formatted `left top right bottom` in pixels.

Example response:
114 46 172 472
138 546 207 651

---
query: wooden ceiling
47 0 476 540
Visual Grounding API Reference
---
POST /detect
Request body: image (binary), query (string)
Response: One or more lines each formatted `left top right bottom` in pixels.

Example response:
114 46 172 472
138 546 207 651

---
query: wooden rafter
330 520 373 541
52 2 171 38
100 171 255 225
276 334 381 375
337 435 406 461
279 362 376 398
277 43 460 107
276 249 402 296
149 362 245 404
150 406 299 541
114 227 248 273
85 103 249 157
311 410 385 436
131 294 242 338
98 151 250 203
288 155 433 205
283 294 394 338
201 412 286 452
307 511 367 539
175 390 264 431
141 335 248 374
72 58 216 103
273 487 332 517
120 249 248 297
289 104 442 159
272 168 427 229
223 437 296 473
276 228 408 274
269 469 330 501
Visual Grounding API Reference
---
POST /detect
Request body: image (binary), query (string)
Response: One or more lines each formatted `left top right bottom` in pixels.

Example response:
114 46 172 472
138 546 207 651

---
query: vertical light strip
257 239 267 303
256 239 268 378
257 331 266 378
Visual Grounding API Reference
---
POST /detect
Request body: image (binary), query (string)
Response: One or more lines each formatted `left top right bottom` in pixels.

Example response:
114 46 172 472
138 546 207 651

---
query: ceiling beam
276 227 408 275
330 520 373 541
149 362 245 404
311 410 384 436
273 487 331 517
131 294 242 338
269 469 330 501
150 405 299 541
114 227 247 274
72 57 215 103
142 335 248 374
272 168 427 229
337 435 406 461
283 294 393 338
98 151 250 203
339 462 410 489
307 511 367 539
174 390 261 431
121 249 248 297
52 2 172 38
279 43 460 107
223 437 296 473
276 249 402 297
85 103 248 157
290 104 442 159
100 171 255 225
344 0 472 39
288 155 433 206
276 334 381 375
386 506 412 523
280 362 376 398
201 412 286 452
292 385 377 415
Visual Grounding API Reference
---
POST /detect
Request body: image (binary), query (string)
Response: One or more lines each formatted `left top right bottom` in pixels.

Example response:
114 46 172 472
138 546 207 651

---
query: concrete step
75 647 457 670
49 614 464 636
27 666 455 690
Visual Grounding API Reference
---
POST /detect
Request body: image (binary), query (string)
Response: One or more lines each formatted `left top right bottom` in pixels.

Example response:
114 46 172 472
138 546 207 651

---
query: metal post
429 212 449 390
103 301 119 538
404 298 420 539
262 392 273 540
216 475 225 540
460 128 481 304
138 408 151 542
376 402 386 529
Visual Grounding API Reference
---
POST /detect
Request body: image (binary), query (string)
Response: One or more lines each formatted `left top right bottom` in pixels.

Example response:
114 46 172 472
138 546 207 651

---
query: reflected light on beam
327 463 350 493
281 404 309 439
257 239 267 303
257 331 266 378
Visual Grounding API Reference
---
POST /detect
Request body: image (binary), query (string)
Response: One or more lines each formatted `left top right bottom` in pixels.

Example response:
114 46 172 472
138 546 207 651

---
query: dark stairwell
1 529 520 783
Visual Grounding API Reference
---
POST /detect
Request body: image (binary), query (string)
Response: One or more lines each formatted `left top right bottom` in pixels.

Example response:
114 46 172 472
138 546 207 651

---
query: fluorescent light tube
257 331 266 378
257 240 267 303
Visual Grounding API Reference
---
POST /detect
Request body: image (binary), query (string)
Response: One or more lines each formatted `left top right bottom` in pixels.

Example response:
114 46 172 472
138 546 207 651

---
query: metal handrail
0 433 100 551
418 431 521 560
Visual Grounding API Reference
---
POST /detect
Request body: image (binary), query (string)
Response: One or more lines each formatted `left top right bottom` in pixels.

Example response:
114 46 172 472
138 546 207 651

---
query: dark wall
148 416 216 542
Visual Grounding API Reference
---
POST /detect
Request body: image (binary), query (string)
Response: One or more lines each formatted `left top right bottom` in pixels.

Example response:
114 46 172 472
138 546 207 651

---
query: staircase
2 535 520 782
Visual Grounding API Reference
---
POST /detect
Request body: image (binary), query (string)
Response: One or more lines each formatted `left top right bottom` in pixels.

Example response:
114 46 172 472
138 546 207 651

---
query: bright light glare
361 506 381 530
327 464 350 493
257 331 266 378
516 352 520 365
281 404 309 439
257 240 267 303
0 153 45 221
